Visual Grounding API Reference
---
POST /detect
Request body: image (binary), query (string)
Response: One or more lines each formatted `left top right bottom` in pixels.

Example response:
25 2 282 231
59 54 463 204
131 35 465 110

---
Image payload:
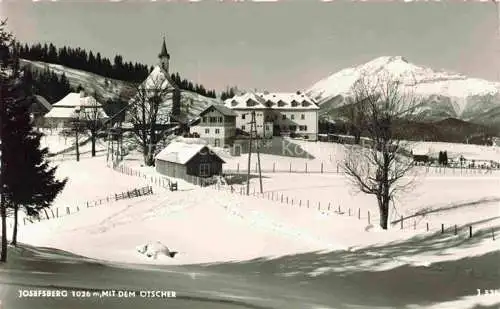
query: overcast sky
1 1 497 93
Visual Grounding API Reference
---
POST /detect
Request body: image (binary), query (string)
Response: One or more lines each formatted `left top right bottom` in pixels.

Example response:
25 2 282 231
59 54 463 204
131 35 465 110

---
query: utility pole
246 112 253 196
246 111 263 195
494 0 500 81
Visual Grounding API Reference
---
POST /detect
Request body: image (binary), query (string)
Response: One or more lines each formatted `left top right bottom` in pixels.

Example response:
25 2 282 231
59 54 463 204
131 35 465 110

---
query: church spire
158 36 170 60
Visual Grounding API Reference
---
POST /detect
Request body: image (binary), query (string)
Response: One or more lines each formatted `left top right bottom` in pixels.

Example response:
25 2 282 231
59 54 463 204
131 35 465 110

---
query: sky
0 0 498 93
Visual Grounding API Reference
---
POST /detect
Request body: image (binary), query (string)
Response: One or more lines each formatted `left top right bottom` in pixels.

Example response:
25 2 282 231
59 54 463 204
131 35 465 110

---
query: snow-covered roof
52 92 105 108
224 92 319 110
45 93 108 120
155 138 224 164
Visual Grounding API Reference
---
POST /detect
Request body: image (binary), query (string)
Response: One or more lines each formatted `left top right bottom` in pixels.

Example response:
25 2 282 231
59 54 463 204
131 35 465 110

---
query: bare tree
128 74 174 166
342 96 367 144
80 91 108 157
342 72 423 229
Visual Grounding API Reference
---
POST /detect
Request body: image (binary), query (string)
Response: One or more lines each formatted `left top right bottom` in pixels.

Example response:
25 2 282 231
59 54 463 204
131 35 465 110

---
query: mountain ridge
306 56 500 126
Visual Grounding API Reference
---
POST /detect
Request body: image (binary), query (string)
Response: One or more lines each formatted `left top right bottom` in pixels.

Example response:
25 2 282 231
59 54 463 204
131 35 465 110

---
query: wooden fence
212 184 496 241
223 161 498 176
113 164 215 189
22 185 154 225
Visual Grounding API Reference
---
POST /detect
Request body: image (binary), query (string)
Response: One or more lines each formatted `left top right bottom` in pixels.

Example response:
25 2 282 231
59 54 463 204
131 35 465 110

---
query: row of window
241 114 307 120
282 125 308 131
205 128 221 134
203 116 225 123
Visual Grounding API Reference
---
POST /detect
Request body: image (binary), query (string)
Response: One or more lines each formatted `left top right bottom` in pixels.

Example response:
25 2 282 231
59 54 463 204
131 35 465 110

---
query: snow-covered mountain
306 56 500 127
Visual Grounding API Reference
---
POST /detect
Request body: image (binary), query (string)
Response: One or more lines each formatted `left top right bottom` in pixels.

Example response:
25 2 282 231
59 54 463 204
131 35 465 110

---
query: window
203 117 207 123
301 114 305 120
210 117 217 123
303 125 308 131
205 128 210 134
241 125 246 131
199 163 210 177
215 129 220 134
282 114 286 120
242 114 246 120
219 117 223 123
289 125 297 131
291 114 295 120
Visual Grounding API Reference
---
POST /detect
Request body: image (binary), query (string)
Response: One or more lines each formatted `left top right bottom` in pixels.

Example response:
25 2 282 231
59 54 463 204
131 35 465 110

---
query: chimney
79 90 85 98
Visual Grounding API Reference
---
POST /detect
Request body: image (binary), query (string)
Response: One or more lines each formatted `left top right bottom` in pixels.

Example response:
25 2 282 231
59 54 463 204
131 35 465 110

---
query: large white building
224 92 320 141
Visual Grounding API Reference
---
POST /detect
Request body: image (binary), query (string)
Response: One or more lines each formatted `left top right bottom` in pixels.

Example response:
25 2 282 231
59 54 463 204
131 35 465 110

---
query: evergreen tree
443 151 448 166
172 88 181 117
1 25 67 247
0 19 15 262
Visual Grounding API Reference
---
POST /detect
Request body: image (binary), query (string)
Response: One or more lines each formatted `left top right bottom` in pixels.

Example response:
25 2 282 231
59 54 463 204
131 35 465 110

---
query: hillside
21 59 222 122
307 56 500 129
20 59 137 103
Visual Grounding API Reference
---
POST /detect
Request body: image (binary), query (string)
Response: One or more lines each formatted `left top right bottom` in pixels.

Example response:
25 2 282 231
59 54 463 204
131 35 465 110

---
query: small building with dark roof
155 137 225 184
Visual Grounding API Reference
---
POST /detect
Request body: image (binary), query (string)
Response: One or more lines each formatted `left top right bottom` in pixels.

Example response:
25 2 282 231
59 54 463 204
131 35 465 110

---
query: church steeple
158 36 170 73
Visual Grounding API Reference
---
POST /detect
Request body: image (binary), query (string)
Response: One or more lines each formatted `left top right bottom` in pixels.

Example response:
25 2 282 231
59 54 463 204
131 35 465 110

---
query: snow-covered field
4 136 500 309
14 137 500 269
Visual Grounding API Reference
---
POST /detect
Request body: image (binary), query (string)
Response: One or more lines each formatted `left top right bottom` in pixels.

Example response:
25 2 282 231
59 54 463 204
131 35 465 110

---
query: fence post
289 162 292 173
441 224 444 234
318 202 320 211
115 194 118 201
414 220 417 230
358 208 360 220
56 208 59 218
400 216 403 229
368 211 370 224
349 208 351 216
237 163 240 174
299 200 302 207
305 163 308 173
286 196 289 204
66 207 70 215
454 224 457 235
273 162 276 173
426 222 429 231
86 201 89 208
307 200 309 208
255 162 258 173
281 194 283 203
321 162 323 174
337 164 339 173
328 202 331 211
338 205 341 213
469 226 472 238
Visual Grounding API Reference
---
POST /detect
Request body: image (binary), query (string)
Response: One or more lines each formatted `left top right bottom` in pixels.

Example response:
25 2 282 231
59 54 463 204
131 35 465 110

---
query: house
44 91 109 129
224 91 320 141
155 137 225 184
189 104 237 147
30 95 52 127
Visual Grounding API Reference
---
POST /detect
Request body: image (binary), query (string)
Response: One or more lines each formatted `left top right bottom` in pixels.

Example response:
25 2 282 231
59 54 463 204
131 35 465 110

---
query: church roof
158 37 170 59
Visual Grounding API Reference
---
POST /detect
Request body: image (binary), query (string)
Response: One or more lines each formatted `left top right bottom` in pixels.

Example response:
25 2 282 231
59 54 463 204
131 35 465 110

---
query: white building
190 104 237 147
44 91 109 129
224 92 319 141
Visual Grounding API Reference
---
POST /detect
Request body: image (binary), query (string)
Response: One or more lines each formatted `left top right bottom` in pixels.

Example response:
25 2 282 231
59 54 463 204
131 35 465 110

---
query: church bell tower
158 36 170 73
